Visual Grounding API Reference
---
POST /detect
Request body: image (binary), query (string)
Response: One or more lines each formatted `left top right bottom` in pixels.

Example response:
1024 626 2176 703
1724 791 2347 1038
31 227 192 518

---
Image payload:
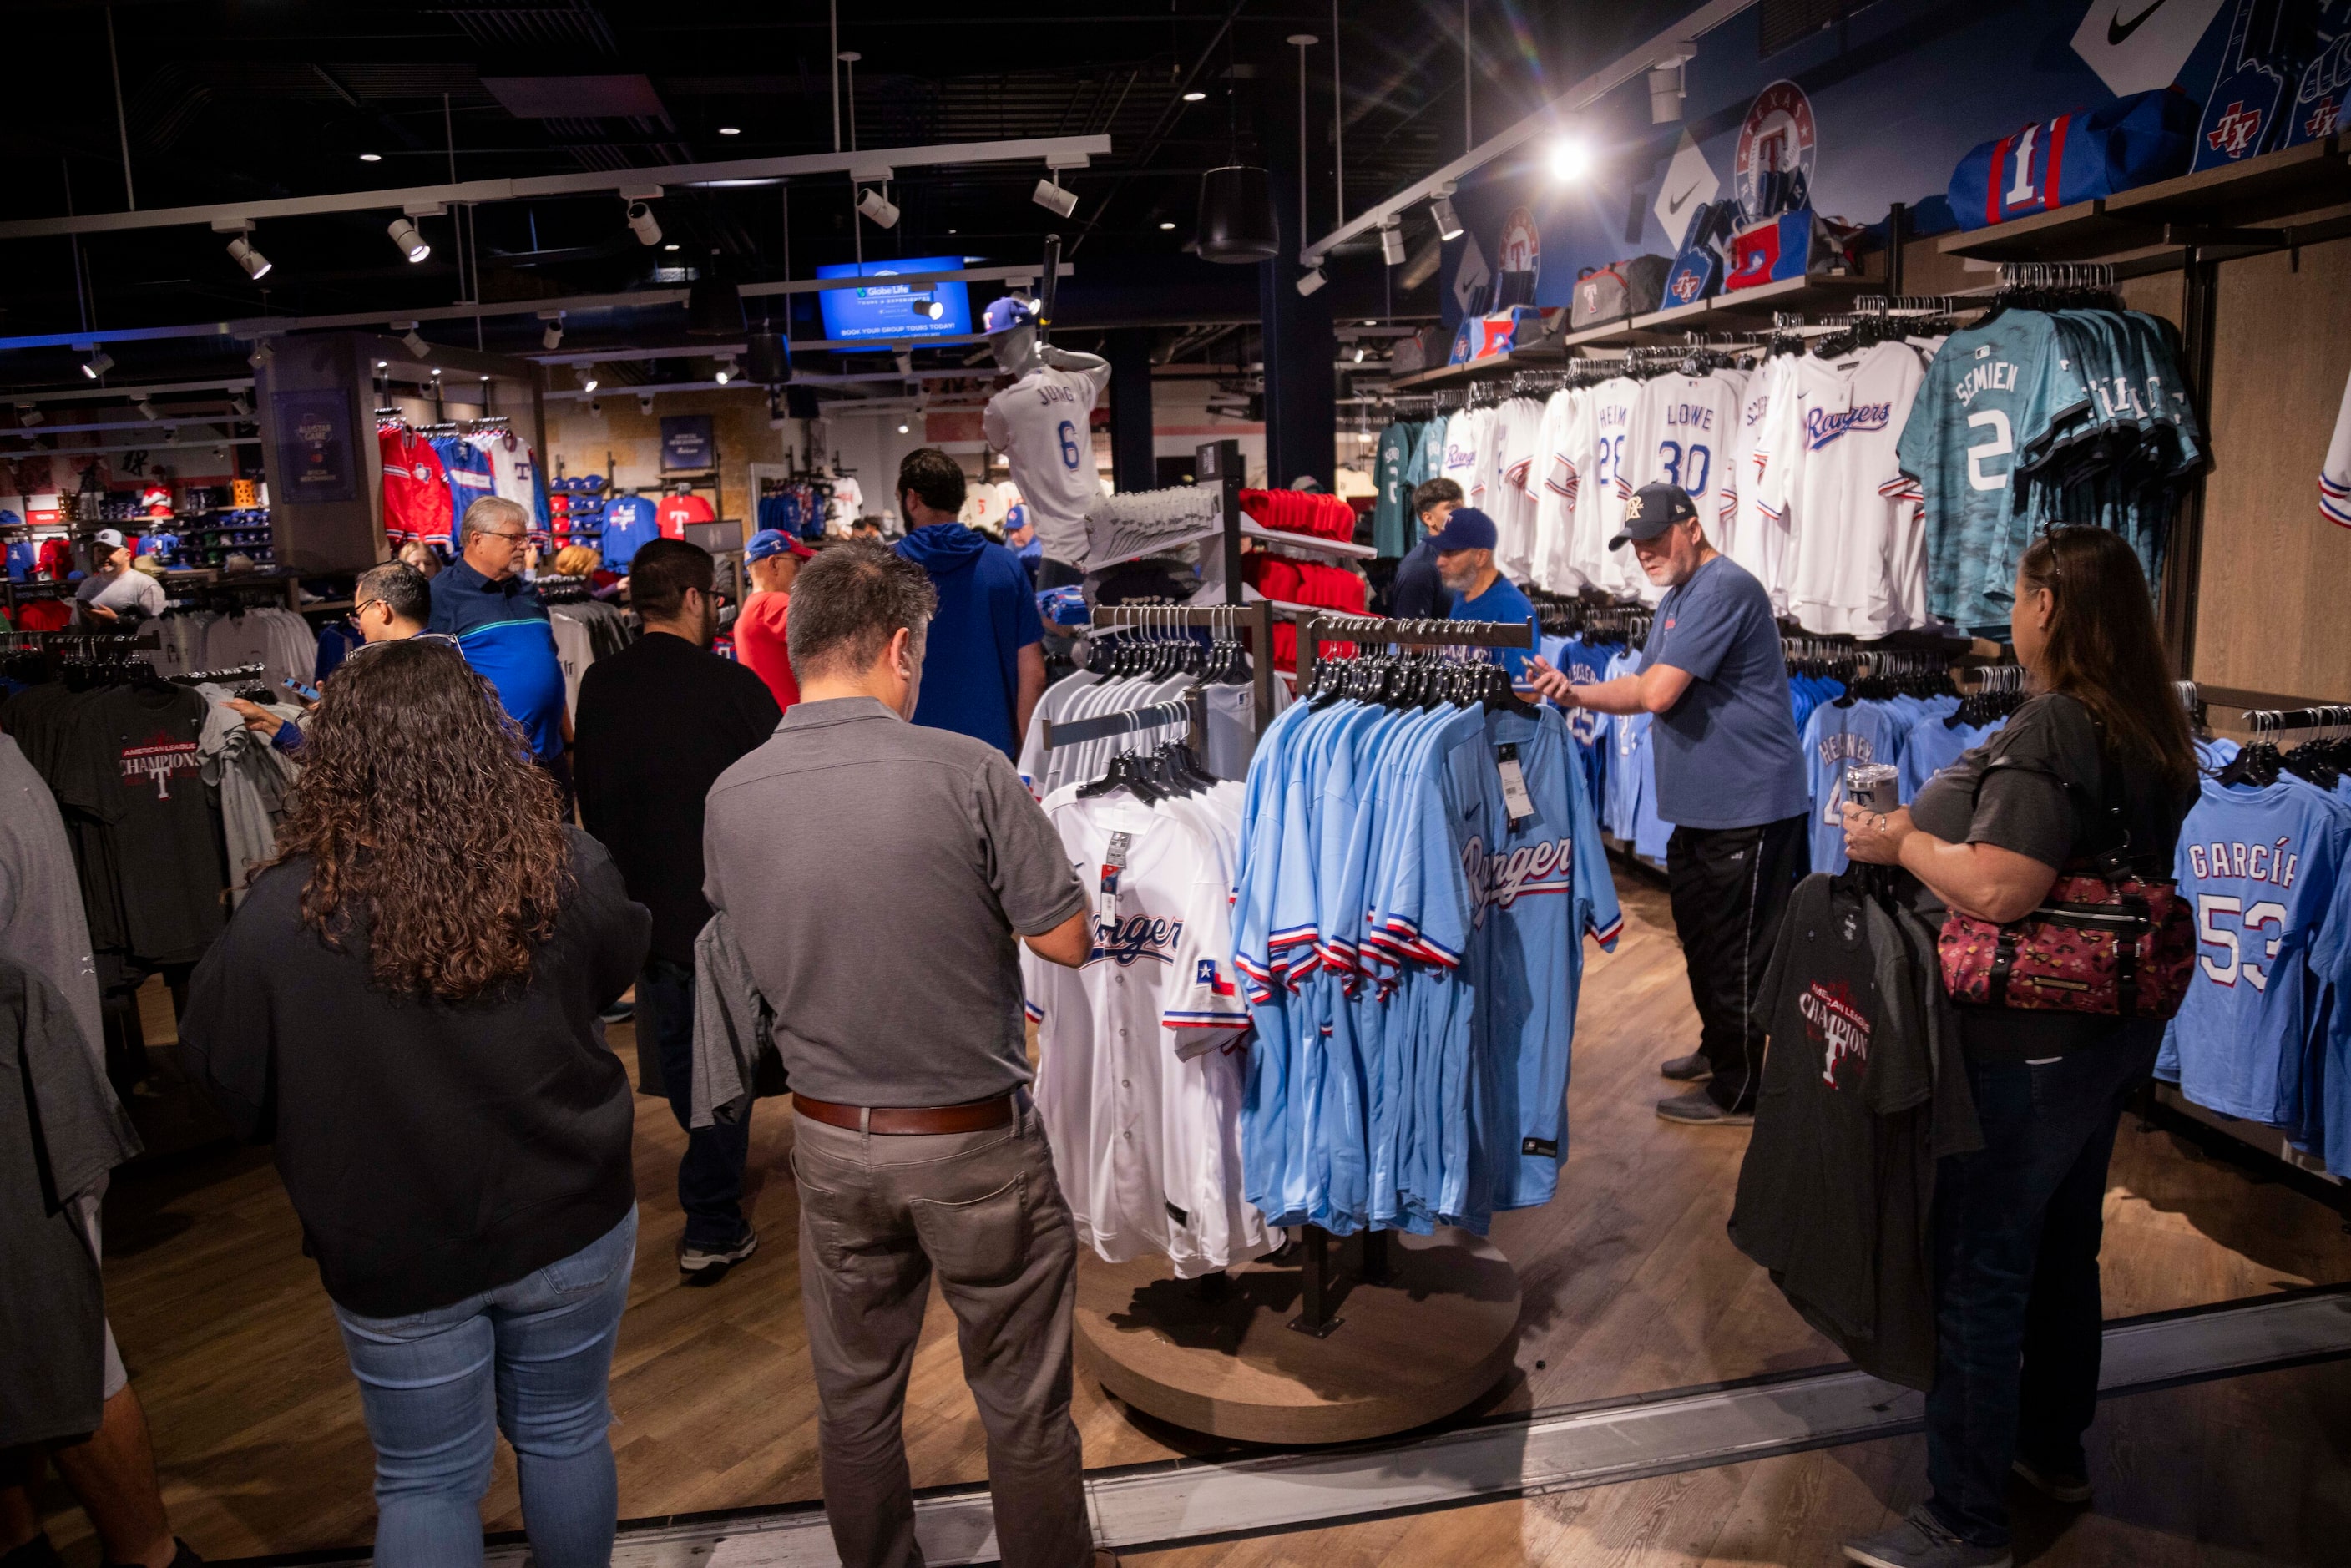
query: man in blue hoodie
892 448 1045 759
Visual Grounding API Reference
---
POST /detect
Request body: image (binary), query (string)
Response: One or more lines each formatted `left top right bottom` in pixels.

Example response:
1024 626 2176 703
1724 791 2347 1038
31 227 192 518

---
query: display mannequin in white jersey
982 296 1110 585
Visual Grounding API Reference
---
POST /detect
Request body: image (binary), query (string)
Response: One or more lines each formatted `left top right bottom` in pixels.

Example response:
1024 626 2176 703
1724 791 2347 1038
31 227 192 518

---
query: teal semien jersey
1371 422 1414 558
1896 313 2091 633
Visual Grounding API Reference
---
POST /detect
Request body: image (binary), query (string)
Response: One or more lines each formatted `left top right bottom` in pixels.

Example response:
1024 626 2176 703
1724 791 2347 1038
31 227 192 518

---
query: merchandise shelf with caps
1556 273 1876 351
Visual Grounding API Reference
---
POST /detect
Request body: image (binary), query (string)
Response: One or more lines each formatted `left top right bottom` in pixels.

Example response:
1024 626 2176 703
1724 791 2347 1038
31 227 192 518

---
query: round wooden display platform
1074 1230 1521 1445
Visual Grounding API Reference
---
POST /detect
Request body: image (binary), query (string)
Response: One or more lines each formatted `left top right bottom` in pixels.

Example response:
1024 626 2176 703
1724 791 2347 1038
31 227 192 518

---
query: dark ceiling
1 0 1696 392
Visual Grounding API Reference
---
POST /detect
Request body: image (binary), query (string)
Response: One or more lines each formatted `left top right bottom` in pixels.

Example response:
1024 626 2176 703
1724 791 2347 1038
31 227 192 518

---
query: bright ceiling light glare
1181 90 1207 102
579 366 599 393
626 200 662 245
1296 266 1326 296
1032 177 1079 219
227 235 272 278
717 125 741 136
714 359 736 385
857 187 902 228
898 422 910 434
387 217 431 262
1429 193 1464 241
360 152 382 163
1160 220 1177 230
1379 223 1407 266
1547 136 1592 183
80 350 115 380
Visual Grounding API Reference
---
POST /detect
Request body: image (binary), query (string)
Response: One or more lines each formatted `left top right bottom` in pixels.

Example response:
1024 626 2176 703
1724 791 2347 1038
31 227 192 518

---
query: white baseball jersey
1529 388 1580 592
1438 410 1481 500
2323 367 2351 529
1621 372 1741 523
983 362 1110 565
1763 341 1928 636
1722 355 1795 611
1024 792 1267 1277
1567 377 1641 598
480 431 540 518
1491 397 1544 580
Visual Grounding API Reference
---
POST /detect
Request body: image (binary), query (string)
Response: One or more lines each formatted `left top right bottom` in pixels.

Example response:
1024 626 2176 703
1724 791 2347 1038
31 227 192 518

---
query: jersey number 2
1965 409 2014 493
1058 420 1081 472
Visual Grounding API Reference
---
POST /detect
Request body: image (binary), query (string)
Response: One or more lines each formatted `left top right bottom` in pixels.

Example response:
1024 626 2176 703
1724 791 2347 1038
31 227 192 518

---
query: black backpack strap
1978 716 2138 878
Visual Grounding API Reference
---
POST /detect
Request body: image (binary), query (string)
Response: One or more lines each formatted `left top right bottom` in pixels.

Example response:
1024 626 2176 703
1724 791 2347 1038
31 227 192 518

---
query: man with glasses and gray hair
430 495 574 795
701 538 1110 1568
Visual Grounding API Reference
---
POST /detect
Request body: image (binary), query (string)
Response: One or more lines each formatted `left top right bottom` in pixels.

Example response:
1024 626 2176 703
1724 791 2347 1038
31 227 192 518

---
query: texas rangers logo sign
1090 913 1185 966
1735 81 1818 218
1496 205 1540 281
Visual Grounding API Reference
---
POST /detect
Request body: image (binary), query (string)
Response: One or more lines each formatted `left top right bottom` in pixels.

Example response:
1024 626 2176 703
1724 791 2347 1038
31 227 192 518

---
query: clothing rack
1088 599 1277 741
1294 615 1535 705
168 662 265 686
1040 691 1208 755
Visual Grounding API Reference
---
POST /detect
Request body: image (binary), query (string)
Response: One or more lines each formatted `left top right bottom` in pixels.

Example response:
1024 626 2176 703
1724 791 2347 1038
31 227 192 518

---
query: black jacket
1729 869 1982 1389
179 827 650 1316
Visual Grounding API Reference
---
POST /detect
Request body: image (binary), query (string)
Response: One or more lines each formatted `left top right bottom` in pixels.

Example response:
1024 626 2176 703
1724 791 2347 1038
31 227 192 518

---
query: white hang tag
1495 744 1535 829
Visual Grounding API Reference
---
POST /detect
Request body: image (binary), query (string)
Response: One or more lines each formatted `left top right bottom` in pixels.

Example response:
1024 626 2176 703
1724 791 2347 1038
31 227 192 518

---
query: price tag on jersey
1494 744 1536 829
1098 832 1132 924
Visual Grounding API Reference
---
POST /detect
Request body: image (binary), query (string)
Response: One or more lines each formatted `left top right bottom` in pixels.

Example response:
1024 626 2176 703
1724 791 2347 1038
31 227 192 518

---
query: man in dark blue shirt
1527 483 1807 1125
1386 477 1462 620
1431 506 1538 680
892 448 1045 759
428 497 570 762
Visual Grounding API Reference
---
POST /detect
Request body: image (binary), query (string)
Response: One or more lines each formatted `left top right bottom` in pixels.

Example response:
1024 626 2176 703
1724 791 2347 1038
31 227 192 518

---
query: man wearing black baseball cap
1526 482 1807 1125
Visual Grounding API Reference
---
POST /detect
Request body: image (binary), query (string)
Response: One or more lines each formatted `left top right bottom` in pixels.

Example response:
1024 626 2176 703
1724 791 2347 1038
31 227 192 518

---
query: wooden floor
36 871 2351 1565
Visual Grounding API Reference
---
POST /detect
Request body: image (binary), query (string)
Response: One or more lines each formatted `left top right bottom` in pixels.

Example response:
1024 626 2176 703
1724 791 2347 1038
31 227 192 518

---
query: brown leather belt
791 1092 1015 1136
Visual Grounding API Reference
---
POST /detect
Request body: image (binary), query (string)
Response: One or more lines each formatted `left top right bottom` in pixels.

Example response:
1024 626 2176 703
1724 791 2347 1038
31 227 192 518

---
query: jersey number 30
1058 419 1082 471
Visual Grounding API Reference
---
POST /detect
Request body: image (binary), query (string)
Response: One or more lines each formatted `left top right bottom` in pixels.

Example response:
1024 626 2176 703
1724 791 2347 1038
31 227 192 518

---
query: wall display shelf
1241 517 1377 559
1557 274 1876 351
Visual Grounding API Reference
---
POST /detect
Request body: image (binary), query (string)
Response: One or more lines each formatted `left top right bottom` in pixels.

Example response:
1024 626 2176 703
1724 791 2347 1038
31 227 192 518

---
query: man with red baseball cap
736 527 815 712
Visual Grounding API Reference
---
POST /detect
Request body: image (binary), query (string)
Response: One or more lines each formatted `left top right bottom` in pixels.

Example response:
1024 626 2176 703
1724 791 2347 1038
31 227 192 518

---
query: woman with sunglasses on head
180 638 650 1568
1836 527 2199 1568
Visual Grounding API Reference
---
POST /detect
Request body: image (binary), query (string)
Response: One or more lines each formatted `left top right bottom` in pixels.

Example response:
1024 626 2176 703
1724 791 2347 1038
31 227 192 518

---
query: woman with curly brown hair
179 639 650 1568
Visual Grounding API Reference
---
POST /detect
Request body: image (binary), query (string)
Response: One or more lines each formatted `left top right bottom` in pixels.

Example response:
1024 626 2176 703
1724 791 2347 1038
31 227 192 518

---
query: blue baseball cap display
1609 483 1697 549
981 296 1039 335
1425 506 1499 554
745 529 814 564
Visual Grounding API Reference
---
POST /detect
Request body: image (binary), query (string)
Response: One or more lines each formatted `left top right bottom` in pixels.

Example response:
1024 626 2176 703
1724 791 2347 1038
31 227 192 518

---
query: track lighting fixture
540 312 565 350
250 340 275 369
638 394 655 414
857 187 901 229
387 217 431 262
80 350 114 380
916 296 944 320
1032 177 1079 219
227 235 272 278
1649 47 1695 124
1296 266 1327 296
895 352 913 375
1380 223 1407 266
359 152 382 163
230 393 252 419
1429 193 1464 242
135 398 158 421
16 404 43 427
898 422 910 434
1181 90 1207 102
400 326 431 358
714 358 736 385
579 366 599 393
1352 344 1367 363
626 200 662 246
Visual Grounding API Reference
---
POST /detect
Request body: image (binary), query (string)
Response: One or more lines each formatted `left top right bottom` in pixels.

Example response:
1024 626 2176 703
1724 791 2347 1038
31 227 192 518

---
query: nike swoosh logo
1667 183 1700 215
2108 0 2170 47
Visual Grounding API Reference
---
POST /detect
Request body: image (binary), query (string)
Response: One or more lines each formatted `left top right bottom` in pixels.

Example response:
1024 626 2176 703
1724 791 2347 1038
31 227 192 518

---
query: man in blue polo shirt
430 495 572 791
1431 505 1536 680
892 448 1045 759
1527 482 1807 1125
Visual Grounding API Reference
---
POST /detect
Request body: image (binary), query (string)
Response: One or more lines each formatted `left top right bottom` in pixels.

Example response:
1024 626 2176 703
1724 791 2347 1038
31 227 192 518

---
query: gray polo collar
778 695 901 731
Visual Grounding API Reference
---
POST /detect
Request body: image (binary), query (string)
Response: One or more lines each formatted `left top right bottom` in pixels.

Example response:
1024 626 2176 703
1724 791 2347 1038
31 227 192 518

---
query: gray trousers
791 1102 1093 1568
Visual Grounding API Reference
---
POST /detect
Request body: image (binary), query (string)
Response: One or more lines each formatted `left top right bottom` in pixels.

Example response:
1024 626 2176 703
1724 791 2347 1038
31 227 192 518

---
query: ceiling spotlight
589 398 601 416
895 351 913 375
360 152 382 163
401 326 431 358
80 349 114 380
1352 344 1368 363
664 242 680 252
1181 90 1207 102
387 217 431 262
540 312 565 350
627 200 662 246
1380 223 1407 266
225 235 272 278
857 187 901 228
718 125 741 136
1160 220 1177 230
135 398 158 421
714 359 736 385
898 422 910 434
162 425 177 441
579 366 599 393
1033 177 1079 219
16 404 42 427
638 393 655 414
1296 266 1326 296
230 393 252 418
1648 48 1694 124
250 340 276 369
1547 136 1591 183
1429 193 1464 241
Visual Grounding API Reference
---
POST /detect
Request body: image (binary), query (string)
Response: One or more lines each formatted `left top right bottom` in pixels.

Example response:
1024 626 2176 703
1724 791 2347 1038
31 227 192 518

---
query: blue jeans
637 957 754 1250
1924 1028 2157 1546
332 1207 638 1568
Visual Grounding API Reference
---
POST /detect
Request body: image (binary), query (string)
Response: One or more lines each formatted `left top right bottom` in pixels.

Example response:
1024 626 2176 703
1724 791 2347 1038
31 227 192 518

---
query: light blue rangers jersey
1802 699 1907 875
1898 714 2005 803
1895 314 2091 633
2156 776 2351 1125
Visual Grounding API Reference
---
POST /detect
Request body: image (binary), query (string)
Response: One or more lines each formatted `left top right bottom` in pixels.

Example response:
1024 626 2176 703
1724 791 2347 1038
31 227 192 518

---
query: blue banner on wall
1438 0 2269 330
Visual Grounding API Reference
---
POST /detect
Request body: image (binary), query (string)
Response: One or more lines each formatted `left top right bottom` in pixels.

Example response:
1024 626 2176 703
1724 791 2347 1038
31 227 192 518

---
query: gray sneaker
1843 1505 2011 1568
1655 1087 1752 1125
678 1228 759 1276
1659 1053 1713 1081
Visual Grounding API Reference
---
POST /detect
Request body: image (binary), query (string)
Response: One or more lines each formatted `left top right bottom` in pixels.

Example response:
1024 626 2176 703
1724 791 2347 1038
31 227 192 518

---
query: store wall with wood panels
2194 235 2351 706
543 391 785 522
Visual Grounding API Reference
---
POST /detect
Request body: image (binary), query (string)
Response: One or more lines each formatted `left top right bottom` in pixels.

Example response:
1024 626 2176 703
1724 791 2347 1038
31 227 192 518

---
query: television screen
814 256 973 342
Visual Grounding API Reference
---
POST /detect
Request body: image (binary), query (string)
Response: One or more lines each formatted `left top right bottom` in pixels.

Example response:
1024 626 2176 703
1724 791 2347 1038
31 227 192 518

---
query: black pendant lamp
745 328 791 386
1196 165 1280 263
687 248 747 336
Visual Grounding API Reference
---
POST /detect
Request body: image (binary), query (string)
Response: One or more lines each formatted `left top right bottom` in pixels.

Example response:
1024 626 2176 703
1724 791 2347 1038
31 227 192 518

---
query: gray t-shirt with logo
702 696 1087 1107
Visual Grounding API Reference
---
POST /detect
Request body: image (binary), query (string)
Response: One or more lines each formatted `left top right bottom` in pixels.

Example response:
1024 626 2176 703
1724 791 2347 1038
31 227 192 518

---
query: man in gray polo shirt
702 539 1107 1568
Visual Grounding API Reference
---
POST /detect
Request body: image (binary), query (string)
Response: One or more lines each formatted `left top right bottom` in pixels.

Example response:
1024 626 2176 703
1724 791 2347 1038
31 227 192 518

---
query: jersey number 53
2196 893 2286 989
